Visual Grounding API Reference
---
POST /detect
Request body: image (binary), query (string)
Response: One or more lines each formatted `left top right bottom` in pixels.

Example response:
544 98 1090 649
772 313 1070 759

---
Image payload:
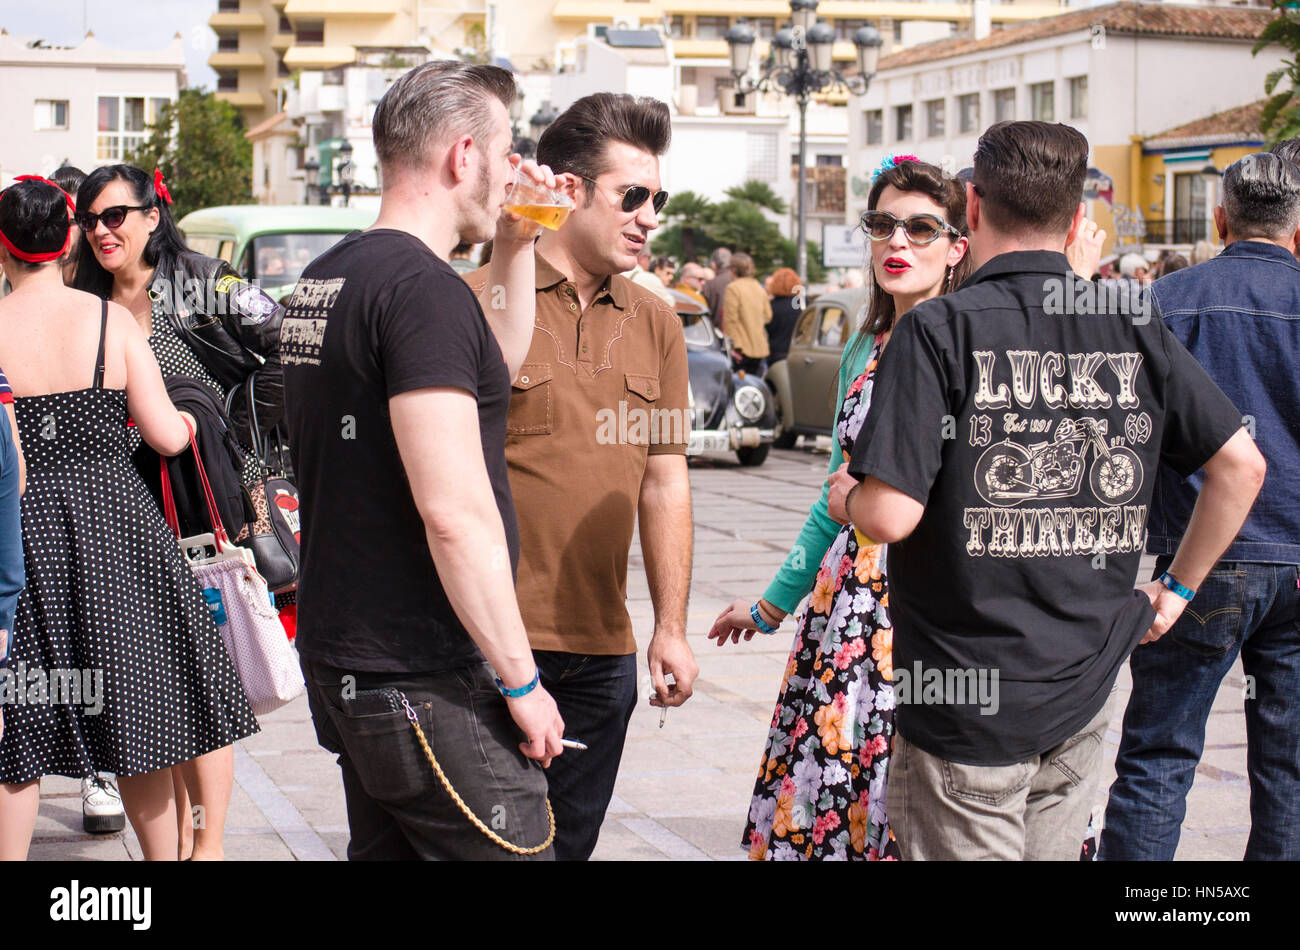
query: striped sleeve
0 365 12 404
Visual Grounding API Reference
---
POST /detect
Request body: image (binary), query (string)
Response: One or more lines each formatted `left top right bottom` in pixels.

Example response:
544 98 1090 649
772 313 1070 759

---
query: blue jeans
533 650 639 861
1100 559 1300 860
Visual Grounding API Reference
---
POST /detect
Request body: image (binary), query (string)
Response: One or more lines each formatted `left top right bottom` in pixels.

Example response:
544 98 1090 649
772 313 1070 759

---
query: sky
1 0 218 89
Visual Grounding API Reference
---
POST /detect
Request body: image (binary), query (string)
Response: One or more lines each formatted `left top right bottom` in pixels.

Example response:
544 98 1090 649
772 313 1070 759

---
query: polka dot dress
0 313 260 783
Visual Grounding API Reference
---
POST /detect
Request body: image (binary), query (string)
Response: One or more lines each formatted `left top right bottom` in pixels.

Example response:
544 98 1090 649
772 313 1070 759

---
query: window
817 306 847 348
925 98 945 138
1069 76 1088 119
895 104 913 141
816 154 843 167
865 109 883 145
34 99 69 131
668 15 685 38
1031 81 1054 121
279 14 292 33
218 0 240 11
993 87 1015 123
746 131 779 182
217 33 239 53
217 71 239 92
296 20 324 46
278 55 291 78
794 308 819 345
958 92 979 133
322 68 344 85
893 21 903 43
752 18 776 39
696 16 729 40
836 18 871 41
96 95 156 161
1173 172 1209 244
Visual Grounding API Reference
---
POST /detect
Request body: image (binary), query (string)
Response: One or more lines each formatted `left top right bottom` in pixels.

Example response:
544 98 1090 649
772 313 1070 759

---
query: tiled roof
1144 98 1268 148
878 1 1275 71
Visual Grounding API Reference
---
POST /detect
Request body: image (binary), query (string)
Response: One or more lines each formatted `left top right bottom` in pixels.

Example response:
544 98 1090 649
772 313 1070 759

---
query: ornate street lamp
530 101 559 143
726 1 883 282
338 139 354 207
303 152 320 206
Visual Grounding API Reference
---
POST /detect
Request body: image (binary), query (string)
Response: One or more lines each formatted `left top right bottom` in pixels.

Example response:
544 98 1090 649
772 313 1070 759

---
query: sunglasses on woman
577 175 670 214
859 210 960 246
75 205 150 232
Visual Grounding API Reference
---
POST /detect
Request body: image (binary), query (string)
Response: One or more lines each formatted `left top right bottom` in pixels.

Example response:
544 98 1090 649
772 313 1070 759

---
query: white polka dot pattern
0 387 260 783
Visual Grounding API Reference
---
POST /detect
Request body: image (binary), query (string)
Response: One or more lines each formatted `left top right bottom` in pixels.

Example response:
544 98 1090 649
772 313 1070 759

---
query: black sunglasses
860 210 960 246
75 205 151 232
578 175 669 214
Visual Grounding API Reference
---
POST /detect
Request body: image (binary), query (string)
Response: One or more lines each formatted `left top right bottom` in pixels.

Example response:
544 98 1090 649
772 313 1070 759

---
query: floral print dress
743 340 899 861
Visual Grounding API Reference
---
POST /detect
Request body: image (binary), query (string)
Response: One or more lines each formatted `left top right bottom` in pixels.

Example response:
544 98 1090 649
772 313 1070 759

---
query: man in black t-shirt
281 62 567 860
831 121 1265 860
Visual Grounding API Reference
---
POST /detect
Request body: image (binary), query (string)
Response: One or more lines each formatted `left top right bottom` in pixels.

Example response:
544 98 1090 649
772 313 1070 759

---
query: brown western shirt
465 253 689 655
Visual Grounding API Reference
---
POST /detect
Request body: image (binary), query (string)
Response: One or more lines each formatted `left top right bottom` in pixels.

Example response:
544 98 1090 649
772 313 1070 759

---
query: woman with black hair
49 166 86 286
0 176 258 860
72 164 281 860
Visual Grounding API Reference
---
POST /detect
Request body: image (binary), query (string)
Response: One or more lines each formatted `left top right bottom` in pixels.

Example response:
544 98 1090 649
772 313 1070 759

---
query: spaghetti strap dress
0 301 259 783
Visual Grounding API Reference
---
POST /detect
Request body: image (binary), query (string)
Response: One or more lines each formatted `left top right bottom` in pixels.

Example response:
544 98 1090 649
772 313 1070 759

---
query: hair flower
153 168 173 206
870 153 921 183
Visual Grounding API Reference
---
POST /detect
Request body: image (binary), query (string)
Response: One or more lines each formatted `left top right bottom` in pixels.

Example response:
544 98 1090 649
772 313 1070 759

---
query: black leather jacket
148 250 284 450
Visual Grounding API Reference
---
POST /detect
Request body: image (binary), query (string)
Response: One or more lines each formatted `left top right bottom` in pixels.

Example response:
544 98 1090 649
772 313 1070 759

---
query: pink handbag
160 428 305 717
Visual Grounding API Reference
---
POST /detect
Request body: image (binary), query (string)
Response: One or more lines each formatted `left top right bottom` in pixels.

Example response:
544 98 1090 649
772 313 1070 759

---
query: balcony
216 90 267 110
208 51 267 69
209 11 266 30
283 0 400 17
283 44 357 68
270 32 295 50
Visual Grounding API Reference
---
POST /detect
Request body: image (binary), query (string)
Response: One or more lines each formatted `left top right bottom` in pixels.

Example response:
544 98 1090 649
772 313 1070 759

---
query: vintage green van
176 205 377 302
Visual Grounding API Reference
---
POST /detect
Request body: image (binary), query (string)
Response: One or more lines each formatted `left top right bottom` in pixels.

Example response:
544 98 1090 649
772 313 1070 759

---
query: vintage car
176 205 377 303
764 288 869 448
671 288 777 466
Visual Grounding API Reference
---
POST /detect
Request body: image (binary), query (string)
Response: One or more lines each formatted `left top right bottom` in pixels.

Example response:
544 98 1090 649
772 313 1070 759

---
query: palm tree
660 190 712 262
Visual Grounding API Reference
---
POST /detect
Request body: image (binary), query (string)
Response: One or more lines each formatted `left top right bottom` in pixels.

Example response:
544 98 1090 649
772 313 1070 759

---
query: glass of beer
504 167 572 230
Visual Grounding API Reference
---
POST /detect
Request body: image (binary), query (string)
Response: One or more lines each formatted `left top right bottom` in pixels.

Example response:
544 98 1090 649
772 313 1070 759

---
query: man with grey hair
1102 151 1300 861
702 245 733 328
1270 136 1300 262
283 60 566 859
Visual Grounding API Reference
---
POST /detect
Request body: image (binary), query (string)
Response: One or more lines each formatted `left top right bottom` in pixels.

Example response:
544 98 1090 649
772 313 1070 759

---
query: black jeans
533 650 639 861
302 657 554 861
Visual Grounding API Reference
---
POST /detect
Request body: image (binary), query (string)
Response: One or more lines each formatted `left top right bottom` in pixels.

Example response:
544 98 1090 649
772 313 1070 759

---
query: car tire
736 444 770 467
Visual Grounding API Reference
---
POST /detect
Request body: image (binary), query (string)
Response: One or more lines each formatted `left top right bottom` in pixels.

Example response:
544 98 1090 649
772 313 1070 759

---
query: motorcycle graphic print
974 417 1143 508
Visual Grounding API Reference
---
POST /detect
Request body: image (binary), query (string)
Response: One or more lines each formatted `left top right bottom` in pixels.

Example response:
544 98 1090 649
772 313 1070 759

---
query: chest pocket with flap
508 363 553 435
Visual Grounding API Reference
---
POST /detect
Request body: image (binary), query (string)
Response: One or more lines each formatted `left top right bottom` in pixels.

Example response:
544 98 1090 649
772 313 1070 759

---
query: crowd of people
0 59 1294 863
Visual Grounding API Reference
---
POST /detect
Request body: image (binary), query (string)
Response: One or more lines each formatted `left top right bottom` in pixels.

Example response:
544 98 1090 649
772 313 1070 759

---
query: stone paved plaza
28 443 1253 861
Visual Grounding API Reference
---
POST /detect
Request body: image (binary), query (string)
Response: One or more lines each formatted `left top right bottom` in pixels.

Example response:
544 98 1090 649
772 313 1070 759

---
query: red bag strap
157 417 229 549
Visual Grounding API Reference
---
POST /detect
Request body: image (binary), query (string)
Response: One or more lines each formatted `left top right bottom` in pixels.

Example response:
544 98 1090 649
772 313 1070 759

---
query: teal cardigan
761 330 875 614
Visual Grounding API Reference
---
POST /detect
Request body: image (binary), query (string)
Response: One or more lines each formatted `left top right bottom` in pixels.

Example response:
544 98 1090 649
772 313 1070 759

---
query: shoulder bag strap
158 418 230 548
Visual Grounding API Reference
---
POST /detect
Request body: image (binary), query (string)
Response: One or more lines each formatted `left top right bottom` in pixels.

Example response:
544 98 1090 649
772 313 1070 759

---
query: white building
846 1 1281 251
0 29 186 184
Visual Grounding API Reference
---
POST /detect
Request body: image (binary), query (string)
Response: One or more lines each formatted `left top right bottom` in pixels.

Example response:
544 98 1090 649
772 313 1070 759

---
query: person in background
0 176 259 861
652 255 675 289
464 92 698 861
625 248 674 304
1118 251 1152 284
709 156 971 860
723 252 771 374
448 240 476 275
1154 252 1188 279
49 166 86 287
1190 240 1218 266
763 266 803 364
72 163 282 860
1101 153 1300 861
702 246 732 329
673 261 708 306
835 120 1264 860
0 362 23 745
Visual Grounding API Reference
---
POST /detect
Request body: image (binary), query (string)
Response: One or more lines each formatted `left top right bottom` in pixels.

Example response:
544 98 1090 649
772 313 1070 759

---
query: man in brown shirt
465 93 698 861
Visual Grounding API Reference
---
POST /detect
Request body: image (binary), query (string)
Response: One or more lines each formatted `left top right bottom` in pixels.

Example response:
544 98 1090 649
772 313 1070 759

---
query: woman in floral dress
710 157 972 860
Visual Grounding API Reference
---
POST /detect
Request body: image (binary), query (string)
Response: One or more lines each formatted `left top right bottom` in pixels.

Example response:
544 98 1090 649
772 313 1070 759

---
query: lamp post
530 101 559 145
338 139 354 208
726 1 883 282
303 152 320 206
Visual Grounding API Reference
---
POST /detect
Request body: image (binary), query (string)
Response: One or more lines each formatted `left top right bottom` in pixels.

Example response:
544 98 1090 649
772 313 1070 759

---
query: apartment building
845 2 1281 254
0 29 185 183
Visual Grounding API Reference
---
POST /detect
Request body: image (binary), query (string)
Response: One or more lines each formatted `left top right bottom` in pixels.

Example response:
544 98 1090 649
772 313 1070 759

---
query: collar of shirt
963 249 1073 287
1216 238 1300 271
536 251 629 310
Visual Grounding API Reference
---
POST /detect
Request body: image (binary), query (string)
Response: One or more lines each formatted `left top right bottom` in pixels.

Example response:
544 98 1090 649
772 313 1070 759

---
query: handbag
160 426 305 717
227 372 301 593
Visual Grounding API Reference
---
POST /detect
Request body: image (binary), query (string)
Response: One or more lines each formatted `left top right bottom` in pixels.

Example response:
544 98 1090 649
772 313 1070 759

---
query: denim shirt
1147 240 1300 563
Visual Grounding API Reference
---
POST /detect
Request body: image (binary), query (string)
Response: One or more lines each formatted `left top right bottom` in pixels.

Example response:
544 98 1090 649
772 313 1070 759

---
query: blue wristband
1158 571 1195 602
751 602 778 634
495 668 540 698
